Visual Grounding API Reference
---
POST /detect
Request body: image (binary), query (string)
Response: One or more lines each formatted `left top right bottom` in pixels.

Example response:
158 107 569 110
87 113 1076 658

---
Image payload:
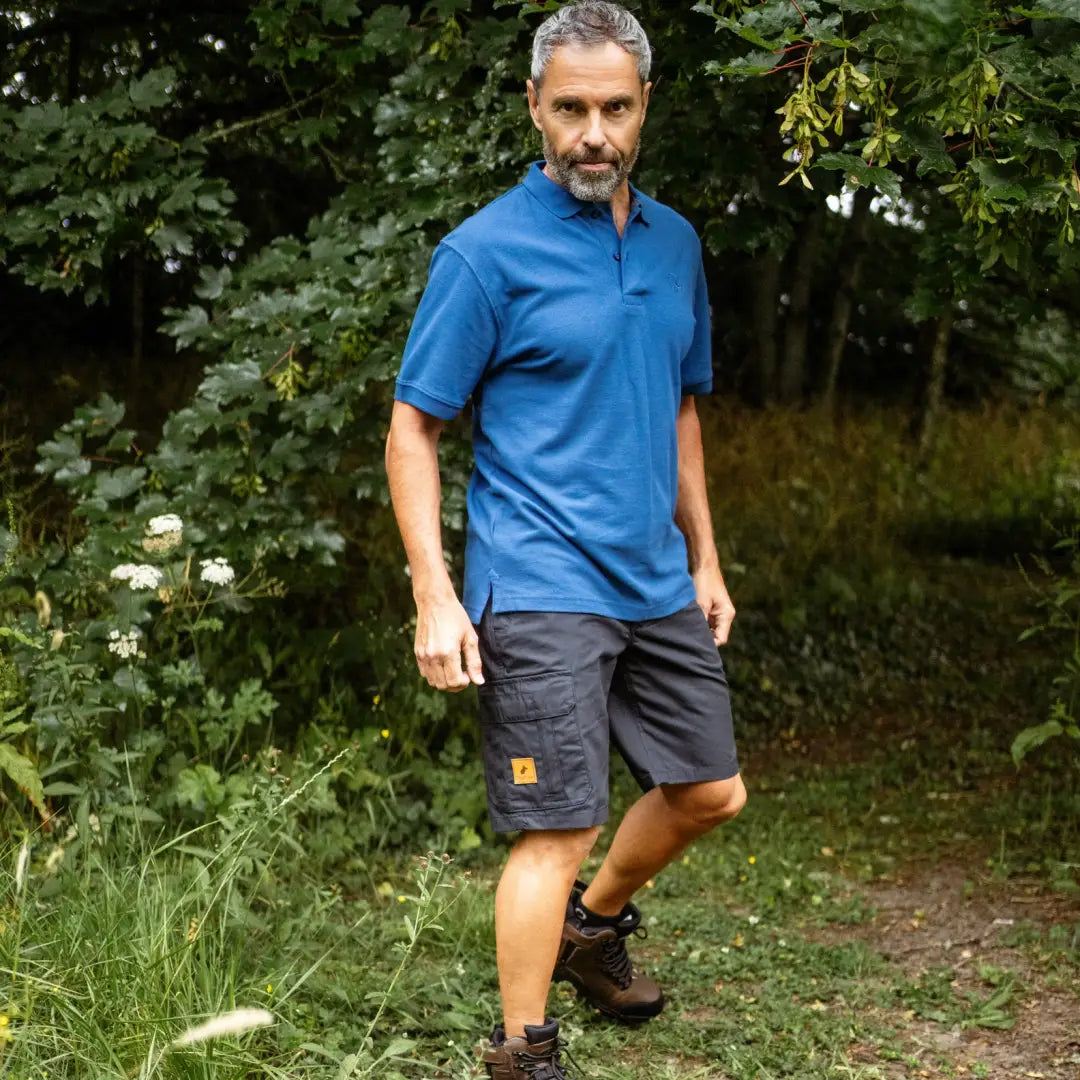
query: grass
3 403 1080 1077
5 564 1079 1078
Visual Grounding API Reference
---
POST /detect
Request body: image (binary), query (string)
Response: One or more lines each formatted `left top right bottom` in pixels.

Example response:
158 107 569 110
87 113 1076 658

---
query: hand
693 565 736 647
413 595 485 692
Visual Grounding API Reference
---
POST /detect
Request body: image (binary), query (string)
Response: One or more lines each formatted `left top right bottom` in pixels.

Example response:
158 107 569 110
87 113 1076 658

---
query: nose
582 107 606 150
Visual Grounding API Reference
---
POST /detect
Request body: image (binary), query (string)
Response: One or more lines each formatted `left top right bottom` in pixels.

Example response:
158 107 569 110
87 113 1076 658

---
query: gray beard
542 131 640 203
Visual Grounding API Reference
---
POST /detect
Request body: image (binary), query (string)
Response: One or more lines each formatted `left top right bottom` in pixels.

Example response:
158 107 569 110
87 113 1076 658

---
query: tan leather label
511 757 538 785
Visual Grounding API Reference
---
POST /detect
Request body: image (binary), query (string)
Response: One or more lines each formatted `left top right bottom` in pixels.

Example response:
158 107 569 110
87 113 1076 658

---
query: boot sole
553 970 665 1024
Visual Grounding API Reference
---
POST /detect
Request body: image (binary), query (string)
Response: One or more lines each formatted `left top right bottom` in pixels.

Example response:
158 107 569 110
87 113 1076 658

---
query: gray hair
531 1 652 88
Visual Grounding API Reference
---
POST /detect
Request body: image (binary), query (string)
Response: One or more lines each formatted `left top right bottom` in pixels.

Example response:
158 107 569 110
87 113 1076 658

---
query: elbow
386 401 444 473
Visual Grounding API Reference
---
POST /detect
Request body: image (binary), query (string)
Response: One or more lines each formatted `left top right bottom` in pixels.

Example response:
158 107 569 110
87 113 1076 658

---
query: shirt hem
475 582 697 624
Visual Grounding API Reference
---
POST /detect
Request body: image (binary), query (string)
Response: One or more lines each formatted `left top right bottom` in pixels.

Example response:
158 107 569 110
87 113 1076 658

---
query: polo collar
522 160 650 225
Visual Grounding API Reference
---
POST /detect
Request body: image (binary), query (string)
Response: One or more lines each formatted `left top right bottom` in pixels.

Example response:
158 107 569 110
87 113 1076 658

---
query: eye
608 103 626 113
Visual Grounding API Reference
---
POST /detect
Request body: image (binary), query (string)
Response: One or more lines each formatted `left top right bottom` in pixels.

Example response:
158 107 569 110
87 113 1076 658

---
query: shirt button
613 253 621 261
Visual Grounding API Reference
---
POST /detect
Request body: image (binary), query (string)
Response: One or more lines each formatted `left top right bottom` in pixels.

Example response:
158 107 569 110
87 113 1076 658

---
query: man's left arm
675 395 736 646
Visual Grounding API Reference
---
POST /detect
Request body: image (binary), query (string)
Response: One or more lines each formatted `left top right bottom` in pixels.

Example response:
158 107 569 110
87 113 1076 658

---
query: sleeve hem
681 380 713 396
394 380 462 420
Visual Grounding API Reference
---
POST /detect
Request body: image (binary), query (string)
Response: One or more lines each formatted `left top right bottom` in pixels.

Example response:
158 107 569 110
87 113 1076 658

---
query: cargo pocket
478 670 593 815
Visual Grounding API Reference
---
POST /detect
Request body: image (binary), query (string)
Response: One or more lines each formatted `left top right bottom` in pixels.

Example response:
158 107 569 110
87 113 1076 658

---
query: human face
527 41 651 203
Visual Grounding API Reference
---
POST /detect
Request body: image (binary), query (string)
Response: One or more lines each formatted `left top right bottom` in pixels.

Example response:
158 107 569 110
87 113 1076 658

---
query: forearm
674 398 720 573
385 404 456 604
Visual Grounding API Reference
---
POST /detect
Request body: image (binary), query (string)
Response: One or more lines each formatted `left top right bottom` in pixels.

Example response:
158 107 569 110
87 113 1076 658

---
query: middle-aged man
384 3 745 1076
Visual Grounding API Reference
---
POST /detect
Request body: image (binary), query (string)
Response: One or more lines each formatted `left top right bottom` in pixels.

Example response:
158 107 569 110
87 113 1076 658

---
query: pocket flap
488 671 574 722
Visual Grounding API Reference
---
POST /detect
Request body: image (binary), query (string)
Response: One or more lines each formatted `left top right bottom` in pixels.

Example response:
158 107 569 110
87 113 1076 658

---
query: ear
640 80 653 126
526 79 543 132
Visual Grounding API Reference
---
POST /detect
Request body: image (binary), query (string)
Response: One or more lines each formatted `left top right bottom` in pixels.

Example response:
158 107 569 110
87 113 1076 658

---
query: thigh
475 600 628 833
609 600 739 791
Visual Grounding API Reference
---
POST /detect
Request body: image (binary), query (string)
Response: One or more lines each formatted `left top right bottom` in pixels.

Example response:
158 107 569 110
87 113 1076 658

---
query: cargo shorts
475 598 739 833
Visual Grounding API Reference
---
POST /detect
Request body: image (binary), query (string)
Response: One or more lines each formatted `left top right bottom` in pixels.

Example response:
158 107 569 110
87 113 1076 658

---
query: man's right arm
385 400 484 692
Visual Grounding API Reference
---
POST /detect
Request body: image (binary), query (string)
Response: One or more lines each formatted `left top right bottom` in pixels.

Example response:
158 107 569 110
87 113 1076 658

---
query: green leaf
322 0 361 26
129 68 175 110
815 153 902 202
1011 719 1064 765
0 743 46 816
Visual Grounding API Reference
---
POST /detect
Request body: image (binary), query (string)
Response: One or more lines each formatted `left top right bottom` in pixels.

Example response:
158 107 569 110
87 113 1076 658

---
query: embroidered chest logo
668 273 683 293
511 757 538 785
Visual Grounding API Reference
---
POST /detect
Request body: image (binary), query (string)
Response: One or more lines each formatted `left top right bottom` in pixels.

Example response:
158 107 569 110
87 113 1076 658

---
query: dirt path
818 862 1080 1079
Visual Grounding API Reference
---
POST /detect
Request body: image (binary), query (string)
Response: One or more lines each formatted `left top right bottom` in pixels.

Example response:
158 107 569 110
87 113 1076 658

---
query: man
384 3 745 1076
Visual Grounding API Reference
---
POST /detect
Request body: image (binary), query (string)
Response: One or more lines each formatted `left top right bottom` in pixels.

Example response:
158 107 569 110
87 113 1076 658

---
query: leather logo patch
511 757 538 785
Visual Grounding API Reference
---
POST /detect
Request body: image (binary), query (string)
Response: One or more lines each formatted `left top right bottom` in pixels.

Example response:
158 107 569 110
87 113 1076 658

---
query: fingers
711 604 736 647
414 606 484 692
463 632 485 686
439 652 471 692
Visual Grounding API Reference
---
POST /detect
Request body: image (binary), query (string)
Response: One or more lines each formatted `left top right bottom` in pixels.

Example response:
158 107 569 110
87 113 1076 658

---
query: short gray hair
531 1 652 88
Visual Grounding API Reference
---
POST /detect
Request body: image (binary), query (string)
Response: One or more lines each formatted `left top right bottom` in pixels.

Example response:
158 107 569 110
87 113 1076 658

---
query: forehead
540 41 642 100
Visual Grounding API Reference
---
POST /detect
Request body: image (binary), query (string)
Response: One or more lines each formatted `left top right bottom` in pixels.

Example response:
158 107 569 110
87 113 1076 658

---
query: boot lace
514 1038 586 1080
599 935 634 989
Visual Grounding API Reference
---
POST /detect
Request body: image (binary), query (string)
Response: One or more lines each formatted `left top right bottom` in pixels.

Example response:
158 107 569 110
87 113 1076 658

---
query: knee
663 775 747 832
516 825 601 869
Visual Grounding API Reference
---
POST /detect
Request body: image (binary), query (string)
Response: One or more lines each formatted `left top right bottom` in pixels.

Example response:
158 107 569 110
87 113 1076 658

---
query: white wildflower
107 630 141 660
147 514 183 536
110 564 163 590
171 1008 274 1047
14 842 29 892
199 557 235 587
747 915 760 926
143 514 183 552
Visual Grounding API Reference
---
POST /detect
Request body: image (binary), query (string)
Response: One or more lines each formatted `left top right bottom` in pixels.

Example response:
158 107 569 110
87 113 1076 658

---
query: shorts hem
489 806 608 834
641 763 741 792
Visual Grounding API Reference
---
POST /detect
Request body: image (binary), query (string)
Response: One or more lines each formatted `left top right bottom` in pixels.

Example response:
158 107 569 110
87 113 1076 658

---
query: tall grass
0 810 472 1078
698 402 1078 608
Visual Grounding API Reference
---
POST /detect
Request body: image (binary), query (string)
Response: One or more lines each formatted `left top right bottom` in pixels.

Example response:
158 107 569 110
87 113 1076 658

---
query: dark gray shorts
475 598 739 833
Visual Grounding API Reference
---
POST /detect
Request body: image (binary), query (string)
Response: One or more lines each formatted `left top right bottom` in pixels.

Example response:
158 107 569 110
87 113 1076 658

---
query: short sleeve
394 243 498 420
681 246 713 395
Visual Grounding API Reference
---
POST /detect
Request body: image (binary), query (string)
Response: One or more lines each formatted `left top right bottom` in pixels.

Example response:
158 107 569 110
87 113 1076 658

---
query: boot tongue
524 1019 559 1045
615 901 641 935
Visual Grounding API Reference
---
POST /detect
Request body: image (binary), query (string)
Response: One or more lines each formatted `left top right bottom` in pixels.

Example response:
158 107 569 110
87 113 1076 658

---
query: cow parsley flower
200 557 235 587
107 629 141 659
110 564 163 590
147 514 183 536
143 514 184 552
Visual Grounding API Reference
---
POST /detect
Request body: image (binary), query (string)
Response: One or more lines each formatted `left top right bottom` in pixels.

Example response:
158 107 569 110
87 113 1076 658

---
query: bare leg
581 776 746 916
495 826 601 1037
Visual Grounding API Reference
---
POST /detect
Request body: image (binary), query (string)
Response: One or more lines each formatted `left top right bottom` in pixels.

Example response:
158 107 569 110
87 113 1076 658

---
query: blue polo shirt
395 160 713 625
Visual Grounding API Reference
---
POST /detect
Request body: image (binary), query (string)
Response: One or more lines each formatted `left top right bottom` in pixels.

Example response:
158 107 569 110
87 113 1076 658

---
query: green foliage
698 0 1080 275
0 66 244 302
1014 521 1080 765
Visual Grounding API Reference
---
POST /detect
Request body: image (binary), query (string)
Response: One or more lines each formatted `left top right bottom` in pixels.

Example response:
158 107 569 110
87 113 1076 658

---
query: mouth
574 161 615 172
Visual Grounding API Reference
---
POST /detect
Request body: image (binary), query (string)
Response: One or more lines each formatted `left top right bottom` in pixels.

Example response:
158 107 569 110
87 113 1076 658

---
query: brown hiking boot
481 1018 584 1080
552 880 664 1022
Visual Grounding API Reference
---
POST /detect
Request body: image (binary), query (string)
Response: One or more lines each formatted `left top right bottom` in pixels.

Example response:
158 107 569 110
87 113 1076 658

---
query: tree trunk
916 304 954 460
778 209 824 404
820 189 872 412
131 251 145 402
64 30 80 105
751 250 784 405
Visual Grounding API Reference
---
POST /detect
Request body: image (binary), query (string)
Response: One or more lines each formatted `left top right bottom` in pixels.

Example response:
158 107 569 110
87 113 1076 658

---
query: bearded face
541 129 641 203
527 40 651 204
